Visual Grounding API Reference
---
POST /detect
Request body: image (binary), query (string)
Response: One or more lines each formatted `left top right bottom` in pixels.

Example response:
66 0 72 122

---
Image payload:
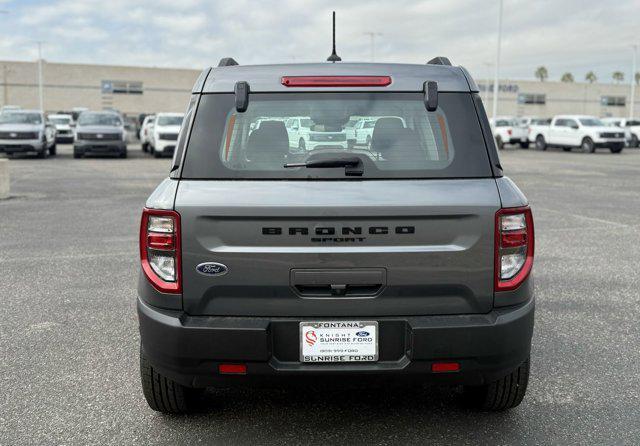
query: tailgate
176 179 500 317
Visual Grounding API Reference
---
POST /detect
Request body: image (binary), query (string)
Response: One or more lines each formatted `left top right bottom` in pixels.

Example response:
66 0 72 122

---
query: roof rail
218 57 239 67
427 56 452 66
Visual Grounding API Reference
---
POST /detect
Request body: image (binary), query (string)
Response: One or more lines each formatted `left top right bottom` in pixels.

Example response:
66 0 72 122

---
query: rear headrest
371 117 405 152
246 121 289 162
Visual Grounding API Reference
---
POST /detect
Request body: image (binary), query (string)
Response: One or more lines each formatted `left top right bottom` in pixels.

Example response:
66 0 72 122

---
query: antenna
326 11 341 63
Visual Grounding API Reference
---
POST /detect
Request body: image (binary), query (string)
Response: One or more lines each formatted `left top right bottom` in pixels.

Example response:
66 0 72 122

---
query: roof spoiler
427 56 452 66
218 57 239 67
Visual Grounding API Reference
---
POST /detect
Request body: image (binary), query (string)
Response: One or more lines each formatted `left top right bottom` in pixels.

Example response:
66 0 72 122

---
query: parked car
531 115 625 153
0 109 56 158
48 113 74 143
150 113 183 158
73 111 127 158
139 115 155 152
137 58 534 414
525 118 552 144
490 117 528 149
601 117 640 148
283 116 348 151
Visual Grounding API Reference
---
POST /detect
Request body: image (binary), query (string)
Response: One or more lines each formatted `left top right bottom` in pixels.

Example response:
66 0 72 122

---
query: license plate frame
299 321 378 363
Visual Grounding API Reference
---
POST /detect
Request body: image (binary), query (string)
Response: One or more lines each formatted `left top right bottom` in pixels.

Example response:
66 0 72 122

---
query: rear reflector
218 364 247 375
432 362 460 373
281 76 392 87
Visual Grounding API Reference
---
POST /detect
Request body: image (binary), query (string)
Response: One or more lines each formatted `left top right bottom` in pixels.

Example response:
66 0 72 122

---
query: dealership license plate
300 321 378 363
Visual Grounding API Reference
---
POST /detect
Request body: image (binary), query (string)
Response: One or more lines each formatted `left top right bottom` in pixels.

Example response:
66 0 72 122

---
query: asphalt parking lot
1 144 639 445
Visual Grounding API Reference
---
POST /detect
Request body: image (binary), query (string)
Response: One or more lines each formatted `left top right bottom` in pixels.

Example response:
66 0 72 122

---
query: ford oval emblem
196 262 228 276
356 331 370 337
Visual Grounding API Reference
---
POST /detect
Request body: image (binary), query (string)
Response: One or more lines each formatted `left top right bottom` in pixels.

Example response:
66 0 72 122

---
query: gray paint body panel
145 178 178 210
496 177 528 208
202 63 472 93
175 179 501 317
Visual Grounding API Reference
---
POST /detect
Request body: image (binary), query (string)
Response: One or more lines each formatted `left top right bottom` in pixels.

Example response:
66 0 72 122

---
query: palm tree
560 72 574 82
585 71 597 83
612 71 624 84
534 66 548 82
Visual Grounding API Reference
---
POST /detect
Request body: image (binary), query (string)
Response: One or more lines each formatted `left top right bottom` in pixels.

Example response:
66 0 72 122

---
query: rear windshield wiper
284 157 363 176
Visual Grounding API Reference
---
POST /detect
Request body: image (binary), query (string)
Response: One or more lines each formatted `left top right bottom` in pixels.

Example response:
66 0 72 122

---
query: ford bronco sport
138 57 535 413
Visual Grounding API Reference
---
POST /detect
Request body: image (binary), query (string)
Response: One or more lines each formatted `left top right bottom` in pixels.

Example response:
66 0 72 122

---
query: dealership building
0 59 638 119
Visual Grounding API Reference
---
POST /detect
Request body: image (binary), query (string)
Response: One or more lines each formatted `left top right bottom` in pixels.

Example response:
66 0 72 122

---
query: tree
534 66 548 82
560 72 574 82
585 71 597 83
612 71 624 83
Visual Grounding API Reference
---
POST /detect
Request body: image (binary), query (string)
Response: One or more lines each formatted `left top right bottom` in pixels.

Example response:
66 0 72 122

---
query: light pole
0 10 8 108
491 0 503 123
483 62 492 104
35 41 45 111
364 32 382 62
631 44 637 119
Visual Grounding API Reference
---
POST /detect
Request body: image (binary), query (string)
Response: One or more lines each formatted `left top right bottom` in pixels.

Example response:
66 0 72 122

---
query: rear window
181 92 492 179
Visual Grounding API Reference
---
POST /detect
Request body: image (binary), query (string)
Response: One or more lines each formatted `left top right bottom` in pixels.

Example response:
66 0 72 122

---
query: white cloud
0 0 637 82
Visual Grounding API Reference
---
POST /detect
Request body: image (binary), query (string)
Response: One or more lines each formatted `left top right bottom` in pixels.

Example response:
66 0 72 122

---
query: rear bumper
138 297 534 388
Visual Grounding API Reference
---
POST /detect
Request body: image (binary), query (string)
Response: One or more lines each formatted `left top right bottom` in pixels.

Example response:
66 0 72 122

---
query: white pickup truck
601 117 640 148
490 117 529 149
530 115 625 153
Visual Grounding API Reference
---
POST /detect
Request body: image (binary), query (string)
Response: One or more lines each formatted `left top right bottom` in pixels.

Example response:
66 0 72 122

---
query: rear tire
142 142 148 153
495 136 504 150
140 347 201 414
49 143 57 156
581 137 595 153
534 135 546 151
519 141 529 149
631 134 639 148
562 147 572 152
463 356 530 411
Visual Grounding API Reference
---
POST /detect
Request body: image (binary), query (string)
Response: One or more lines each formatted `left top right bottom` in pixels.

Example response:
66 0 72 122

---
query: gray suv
73 111 127 158
138 58 535 413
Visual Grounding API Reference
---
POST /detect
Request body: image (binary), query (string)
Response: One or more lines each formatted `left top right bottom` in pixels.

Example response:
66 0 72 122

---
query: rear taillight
495 207 534 292
140 208 181 294
507 129 512 136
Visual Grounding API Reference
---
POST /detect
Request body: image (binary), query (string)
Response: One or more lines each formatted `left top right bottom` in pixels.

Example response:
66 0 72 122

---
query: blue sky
0 0 638 82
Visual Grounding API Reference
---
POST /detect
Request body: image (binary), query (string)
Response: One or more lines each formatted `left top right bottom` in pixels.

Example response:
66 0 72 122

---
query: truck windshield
50 117 71 125
181 92 493 180
157 116 183 126
78 113 122 126
0 112 42 124
579 118 604 127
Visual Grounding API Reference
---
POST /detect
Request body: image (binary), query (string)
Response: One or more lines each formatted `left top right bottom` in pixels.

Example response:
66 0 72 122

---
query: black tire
463 356 530 411
562 147 572 152
631 134 639 148
298 138 305 151
154 149 162 158
581 137 595 153
120 150 128 158
610 144 623 154
73 151 82 159
519 141 530 149
49 143 57 156
534 135 546 151
495 136 504 150
140 347 201 414
142 142 148 153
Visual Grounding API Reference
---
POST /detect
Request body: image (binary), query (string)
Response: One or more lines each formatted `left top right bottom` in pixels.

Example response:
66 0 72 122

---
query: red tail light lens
507 129 512 136
495 207 534 291
140 208 181 294
281 76 392 87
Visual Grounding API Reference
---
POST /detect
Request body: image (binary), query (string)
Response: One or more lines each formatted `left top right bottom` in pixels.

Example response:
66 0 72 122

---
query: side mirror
424 81 438 112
